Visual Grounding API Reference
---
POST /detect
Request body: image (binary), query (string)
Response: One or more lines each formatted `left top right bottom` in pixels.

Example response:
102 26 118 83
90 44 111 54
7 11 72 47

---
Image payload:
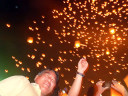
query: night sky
0 0 128 96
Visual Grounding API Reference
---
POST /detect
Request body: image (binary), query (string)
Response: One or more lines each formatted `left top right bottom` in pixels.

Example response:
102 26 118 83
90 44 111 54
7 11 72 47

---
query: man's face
35 70 57 96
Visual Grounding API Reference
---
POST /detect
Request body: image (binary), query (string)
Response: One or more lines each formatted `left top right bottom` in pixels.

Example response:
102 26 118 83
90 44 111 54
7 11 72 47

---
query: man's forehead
43 70 56 77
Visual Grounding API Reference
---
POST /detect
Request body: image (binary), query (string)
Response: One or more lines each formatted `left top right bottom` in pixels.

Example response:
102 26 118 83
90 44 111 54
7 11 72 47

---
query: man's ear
34 75 39 81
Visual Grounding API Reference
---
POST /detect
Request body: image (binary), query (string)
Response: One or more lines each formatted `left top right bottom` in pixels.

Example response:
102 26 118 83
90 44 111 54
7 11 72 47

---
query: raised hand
77 57 89 74
111 80 128 96
95 81 109 96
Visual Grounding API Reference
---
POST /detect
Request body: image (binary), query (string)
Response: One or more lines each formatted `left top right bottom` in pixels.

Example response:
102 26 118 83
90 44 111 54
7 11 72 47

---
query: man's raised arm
68 58 89 96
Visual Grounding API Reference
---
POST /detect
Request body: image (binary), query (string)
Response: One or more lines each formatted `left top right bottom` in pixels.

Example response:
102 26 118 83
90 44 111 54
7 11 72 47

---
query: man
0 69 59 96
0 58 88 96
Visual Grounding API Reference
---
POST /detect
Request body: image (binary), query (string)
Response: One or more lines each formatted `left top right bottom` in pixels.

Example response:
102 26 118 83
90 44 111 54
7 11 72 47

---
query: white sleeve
0 75 30 96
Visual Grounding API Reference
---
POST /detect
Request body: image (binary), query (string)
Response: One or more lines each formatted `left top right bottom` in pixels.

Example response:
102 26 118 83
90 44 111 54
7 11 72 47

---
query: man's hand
95 81 109 96
77 57 89 74
111 80 128 96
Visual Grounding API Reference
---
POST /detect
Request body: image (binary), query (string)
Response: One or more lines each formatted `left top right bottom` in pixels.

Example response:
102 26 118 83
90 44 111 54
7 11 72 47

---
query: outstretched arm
68 58 89 96
111 80 128 96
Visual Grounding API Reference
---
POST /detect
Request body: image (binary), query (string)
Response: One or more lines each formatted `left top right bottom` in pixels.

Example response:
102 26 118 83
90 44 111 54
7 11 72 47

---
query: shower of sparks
9 0 128 95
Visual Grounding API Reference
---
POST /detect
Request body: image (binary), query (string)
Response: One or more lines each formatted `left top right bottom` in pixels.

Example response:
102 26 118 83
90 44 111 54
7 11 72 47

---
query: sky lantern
109 28 116 34
106 50 110 55
5 69 8 73
6 24 11 28
27 37 33 44
74 40 81 48
117 37 121 40
96 54 100 58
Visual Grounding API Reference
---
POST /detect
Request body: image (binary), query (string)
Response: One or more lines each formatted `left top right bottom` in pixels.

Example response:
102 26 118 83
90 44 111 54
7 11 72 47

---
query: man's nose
47 76 52 81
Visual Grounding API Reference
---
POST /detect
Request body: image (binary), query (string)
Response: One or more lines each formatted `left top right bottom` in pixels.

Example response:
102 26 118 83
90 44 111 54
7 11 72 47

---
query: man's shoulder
8 75 27 79
5 75 27 80
0 75 30 84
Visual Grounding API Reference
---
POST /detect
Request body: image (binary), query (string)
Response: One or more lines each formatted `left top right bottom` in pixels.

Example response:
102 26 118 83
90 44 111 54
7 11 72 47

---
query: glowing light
5 69 8 73
26 76 29 80
74 41 81 48
27 37 33 44
6 24 11 28
91 80 95 84
42 53 46 57
106 50 110 55
117 37 121 40
96 54 100 58
109 28 116 34
31 55 35 59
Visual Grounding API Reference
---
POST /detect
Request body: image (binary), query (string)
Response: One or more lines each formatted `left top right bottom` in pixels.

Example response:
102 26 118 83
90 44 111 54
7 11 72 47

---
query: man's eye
45 74 49 77
52 79 55 82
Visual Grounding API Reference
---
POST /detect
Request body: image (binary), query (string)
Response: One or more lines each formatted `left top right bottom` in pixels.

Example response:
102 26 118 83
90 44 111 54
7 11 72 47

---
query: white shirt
0 75 41 96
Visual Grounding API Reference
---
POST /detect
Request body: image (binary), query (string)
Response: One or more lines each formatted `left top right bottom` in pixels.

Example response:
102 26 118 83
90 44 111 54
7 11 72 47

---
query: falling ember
27 37 33 44
74 41 80 48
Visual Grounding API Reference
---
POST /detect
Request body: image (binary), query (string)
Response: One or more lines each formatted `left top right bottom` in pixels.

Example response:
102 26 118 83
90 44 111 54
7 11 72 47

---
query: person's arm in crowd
94 81 109 96
68 58 89 96
111 80 128 96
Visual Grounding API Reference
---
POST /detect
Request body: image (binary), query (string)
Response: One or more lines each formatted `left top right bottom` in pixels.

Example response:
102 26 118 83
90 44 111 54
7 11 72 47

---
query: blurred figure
89 80 128 96
68 57 89 96
111 80 128 96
